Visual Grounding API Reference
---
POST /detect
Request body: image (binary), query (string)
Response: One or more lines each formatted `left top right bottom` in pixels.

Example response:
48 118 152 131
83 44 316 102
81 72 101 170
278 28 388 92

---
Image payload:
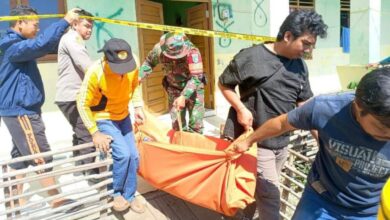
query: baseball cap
98 38 136 74
159 32 190 59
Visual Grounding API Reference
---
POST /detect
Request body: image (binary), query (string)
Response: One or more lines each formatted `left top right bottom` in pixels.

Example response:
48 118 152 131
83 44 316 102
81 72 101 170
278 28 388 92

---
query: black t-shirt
219 44 313 149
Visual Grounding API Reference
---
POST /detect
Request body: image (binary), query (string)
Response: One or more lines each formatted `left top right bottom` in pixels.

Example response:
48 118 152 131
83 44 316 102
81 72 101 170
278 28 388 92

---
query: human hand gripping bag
134 110 257 216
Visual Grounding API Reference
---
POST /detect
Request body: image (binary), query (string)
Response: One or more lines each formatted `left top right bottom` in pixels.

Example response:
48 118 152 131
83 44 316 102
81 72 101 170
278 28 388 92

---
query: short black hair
276 10 328 41
355 67 390 127
75 9 94 24
9 5 38 27
76 9 93 18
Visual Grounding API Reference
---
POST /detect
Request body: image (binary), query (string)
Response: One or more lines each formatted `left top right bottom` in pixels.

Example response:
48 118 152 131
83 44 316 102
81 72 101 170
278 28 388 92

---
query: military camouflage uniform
139 36 205 133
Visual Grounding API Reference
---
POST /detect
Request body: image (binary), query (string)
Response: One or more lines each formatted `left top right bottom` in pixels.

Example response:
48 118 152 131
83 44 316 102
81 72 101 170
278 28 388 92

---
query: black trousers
2 114 53 172
56 101 94 166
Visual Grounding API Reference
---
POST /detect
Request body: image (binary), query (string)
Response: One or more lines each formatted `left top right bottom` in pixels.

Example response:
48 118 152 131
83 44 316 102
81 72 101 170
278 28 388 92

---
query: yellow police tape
0 14 275 42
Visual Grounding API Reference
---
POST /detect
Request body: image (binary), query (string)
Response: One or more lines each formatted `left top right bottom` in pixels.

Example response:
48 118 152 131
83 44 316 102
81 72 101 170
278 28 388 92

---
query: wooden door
187 3 214 109
136 0 167 114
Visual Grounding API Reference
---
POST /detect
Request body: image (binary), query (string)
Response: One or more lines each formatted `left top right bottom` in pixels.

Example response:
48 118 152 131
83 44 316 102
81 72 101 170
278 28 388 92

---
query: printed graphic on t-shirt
328 139 390 178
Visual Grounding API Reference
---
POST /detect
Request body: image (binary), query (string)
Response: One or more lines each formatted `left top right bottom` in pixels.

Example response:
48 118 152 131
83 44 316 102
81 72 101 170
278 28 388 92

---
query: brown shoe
129 197 146 213
113 196 130 212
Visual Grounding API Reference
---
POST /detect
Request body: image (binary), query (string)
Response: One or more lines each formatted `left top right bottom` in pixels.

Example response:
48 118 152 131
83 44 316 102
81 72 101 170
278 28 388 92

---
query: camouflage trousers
167 87 205 134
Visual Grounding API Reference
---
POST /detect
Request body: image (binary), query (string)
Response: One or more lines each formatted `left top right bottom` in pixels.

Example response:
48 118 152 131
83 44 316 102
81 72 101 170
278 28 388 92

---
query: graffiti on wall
213 1 268 48
253 0 267 27
213 3 234 48
94 8 124 49
75 5 124 49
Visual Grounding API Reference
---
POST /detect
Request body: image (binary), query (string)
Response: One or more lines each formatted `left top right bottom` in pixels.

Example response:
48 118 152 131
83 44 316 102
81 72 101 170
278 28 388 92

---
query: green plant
347 81 359 89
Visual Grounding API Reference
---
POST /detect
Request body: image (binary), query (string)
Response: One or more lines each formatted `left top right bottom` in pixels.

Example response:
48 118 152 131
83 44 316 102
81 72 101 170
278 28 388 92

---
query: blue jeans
97 116 138 202
292 186 377 220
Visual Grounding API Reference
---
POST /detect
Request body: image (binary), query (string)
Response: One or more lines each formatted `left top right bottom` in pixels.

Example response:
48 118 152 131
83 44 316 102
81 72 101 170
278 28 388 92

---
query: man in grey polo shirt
55 9 95 176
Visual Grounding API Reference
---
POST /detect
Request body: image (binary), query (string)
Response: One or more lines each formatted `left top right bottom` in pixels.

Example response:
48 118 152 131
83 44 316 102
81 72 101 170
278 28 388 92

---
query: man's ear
15 20 24 30
283 31 293 43
352 100 365 120
71 21 78 29
353 100 362 110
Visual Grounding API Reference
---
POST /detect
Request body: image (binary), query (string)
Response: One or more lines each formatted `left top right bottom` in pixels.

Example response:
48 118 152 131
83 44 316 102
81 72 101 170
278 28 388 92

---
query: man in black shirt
219 10 328 220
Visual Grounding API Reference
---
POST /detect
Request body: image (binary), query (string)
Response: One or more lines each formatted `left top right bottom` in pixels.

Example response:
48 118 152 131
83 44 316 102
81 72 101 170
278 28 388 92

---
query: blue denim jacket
0 19 69 116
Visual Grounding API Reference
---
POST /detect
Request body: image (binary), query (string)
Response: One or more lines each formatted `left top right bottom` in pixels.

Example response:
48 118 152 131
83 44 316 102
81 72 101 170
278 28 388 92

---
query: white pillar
380 0 390 58
350 0 381 64
269 0 289 37
315 0 340 48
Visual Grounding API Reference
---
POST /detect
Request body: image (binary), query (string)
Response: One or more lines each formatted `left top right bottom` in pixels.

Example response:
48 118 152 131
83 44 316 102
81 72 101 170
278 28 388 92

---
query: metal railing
0 143 113 220
279 130 318 220
1 130 318 220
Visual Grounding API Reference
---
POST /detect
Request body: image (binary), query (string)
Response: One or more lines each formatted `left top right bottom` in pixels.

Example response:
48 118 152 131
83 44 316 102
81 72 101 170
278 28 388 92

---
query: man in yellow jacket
77 38 145 213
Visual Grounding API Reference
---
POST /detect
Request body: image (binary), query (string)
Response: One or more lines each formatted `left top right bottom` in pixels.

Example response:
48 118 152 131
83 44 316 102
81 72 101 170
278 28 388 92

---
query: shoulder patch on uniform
188 49 202 63
191 53 199 63
188 50 203 75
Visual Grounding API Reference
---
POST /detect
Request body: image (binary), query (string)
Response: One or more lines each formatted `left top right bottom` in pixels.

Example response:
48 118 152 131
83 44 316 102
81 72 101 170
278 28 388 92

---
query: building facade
1 0 389 115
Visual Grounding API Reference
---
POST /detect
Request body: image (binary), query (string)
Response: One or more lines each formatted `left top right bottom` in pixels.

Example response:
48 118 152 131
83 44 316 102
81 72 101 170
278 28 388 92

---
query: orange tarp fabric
135 111 257 216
